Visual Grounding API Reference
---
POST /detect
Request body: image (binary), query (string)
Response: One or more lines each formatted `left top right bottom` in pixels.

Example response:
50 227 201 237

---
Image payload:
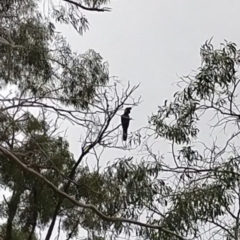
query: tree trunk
4 190 22 240
44 200 62 240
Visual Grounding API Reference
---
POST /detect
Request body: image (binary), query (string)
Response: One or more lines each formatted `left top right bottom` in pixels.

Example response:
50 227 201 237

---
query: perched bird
121 107 132 141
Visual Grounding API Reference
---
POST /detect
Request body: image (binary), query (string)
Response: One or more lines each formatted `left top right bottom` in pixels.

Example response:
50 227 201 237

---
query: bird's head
124 107 132 114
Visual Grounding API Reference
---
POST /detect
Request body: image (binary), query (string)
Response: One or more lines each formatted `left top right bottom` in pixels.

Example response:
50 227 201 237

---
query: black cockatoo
121 107 132 141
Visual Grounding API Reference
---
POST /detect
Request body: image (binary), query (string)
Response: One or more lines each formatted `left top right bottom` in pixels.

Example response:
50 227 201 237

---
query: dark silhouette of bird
121 107 132 141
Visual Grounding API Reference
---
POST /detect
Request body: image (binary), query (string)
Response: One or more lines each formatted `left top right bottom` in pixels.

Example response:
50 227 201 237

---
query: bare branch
62 0 111 12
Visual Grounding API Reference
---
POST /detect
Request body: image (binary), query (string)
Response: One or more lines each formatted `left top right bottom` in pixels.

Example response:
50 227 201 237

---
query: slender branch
62 0 111 12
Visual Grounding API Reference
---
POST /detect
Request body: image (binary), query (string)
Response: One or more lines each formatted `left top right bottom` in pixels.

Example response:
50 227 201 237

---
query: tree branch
62 0 111 12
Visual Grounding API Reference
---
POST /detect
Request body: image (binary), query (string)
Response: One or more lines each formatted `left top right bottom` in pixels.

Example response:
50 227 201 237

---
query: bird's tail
123 132 127 141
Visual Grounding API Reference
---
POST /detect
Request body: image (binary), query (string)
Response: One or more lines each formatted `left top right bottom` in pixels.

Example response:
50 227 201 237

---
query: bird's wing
121 115 130 130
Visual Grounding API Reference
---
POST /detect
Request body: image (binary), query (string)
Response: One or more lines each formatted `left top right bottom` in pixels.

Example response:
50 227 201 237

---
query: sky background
54 0 240 158
39 0 240 239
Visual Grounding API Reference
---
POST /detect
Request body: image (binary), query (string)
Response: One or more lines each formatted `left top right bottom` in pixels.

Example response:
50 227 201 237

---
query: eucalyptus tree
0 0 142 240
0 0 183 239
149 40 240 240
0 1 180 240
4 1 240 240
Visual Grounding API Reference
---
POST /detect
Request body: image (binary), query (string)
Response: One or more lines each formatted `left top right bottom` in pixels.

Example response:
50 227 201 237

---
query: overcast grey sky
54 0 240 158
41 1 240 239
